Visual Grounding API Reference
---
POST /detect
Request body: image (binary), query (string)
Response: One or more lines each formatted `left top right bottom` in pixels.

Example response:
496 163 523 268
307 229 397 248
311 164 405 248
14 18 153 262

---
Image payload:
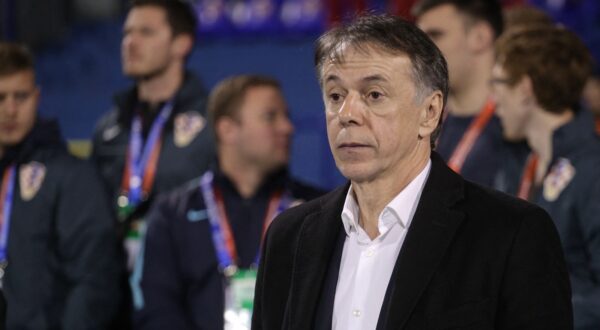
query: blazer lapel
377 153 466 330
287 185 347 330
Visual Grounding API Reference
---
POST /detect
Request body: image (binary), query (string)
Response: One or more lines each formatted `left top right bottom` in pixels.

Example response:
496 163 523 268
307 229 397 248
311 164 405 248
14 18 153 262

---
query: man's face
322 47 433 183
417 4 473 91
121 6 177 79
0 70 39 148
490 64 531 141
233 86 293 172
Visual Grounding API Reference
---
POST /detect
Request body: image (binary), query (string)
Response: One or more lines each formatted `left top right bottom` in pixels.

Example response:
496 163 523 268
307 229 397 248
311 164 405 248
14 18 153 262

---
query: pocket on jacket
426 299 493 330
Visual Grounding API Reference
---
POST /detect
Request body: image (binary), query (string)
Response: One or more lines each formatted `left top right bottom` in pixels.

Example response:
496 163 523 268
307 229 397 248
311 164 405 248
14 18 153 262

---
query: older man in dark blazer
252 14 573 330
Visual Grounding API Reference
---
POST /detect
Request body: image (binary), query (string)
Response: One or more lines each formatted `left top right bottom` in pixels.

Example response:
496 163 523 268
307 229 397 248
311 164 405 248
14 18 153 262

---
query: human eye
330 92 343 102
140 27 155 37
425 29 443 41
263 110 277 123
14 91 31 103
368 90 383 100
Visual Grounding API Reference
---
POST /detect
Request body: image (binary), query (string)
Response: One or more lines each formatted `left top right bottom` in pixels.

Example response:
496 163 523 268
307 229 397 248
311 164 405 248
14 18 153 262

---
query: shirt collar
341 159 431 237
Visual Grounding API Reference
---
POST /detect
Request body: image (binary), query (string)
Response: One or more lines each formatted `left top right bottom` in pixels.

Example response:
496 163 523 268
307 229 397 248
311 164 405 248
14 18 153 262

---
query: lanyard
517 153 538 201
447 99 496 173
200 171 290 276
0 165 16 262
118 102 173 214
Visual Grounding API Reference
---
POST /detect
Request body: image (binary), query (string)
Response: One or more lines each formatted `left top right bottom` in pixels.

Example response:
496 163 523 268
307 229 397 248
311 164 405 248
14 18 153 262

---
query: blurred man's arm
571 179 600 329
57 161 122 330
131 197 192 330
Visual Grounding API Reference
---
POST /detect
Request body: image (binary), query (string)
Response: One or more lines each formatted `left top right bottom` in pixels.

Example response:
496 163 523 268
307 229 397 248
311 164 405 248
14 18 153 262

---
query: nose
338 92 363 126
122 33 135 53
1 96 19 117
278 114 294 136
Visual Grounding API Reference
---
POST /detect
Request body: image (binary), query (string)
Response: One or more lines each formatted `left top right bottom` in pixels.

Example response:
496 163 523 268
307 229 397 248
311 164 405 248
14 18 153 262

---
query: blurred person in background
91 0 215 328
0 42 121 329
492 25 600 329
131 75 324 330
413 0 508 187
492 3 554 194
91 0 215 270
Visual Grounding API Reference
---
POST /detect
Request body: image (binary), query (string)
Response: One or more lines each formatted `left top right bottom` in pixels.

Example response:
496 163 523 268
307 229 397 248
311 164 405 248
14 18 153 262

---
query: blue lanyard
199 171 291 274
126 102 173 206
0 166 17 262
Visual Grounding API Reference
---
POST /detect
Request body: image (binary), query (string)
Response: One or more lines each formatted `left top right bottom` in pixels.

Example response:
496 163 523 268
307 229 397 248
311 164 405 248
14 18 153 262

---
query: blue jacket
436 112 507 187
132 167 324 329
1 119 121 329
495 109 600 329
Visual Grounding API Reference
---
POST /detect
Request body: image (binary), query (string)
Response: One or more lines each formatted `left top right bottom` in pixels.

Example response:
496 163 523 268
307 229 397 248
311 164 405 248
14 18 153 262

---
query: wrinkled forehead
318 42 411 80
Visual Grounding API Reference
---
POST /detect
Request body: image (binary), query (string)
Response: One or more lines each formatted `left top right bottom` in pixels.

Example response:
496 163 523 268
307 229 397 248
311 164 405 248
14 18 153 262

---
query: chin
337 163 376 183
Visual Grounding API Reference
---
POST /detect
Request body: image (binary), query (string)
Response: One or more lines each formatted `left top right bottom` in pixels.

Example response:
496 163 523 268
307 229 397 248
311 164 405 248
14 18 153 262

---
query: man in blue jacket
492 24 600 329
0 43 121 329
132 75 324 329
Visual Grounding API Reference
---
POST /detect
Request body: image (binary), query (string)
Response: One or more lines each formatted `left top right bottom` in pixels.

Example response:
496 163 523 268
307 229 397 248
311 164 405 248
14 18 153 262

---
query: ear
467 21 494 53
171 34 193 59
32 85 41 107
216 117 240 145
516 75 537 107
418 90 444 139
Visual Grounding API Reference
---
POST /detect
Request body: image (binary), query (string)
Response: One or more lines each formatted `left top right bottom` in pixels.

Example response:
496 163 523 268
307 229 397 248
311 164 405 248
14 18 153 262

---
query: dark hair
314 14 448 147
503 5 553 31
495 25 592 114
130 0 197 38
0 43 34 77
412 0 503 38
208 75 281 141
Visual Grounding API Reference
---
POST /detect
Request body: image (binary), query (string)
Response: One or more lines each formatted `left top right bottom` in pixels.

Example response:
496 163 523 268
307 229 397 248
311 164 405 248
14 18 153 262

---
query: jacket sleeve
56 160 123 330
496 205 574 330
571 178 600 328
132 196 192 330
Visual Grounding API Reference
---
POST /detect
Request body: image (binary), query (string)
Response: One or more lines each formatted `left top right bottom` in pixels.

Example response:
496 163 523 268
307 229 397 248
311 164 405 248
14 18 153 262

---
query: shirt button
365 247 374 257
352 309 361 317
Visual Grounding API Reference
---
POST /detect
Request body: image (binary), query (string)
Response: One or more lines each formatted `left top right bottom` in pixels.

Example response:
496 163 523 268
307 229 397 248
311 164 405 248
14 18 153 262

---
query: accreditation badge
0 260 7 289
174 112 206 148
224 268 257 330
543 158 575 202
124 219 146 272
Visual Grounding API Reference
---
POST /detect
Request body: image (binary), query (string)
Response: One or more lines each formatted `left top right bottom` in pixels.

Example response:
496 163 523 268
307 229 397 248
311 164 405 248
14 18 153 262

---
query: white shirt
332 160 431 330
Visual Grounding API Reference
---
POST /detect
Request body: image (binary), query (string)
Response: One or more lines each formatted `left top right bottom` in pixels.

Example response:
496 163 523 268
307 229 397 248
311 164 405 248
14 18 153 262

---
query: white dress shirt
332 160 431 330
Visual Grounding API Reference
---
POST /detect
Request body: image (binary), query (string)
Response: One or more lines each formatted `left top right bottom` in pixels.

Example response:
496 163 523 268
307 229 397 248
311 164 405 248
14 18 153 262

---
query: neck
448 52 494 116
137 64 184 105
219 149 269 199
352 147 430 239
527 107 574 183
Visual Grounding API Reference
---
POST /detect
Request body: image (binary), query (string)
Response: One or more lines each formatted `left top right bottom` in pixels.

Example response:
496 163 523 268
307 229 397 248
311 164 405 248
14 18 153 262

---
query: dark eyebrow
324 75 340 84
324 74 388 85
362 75 387 83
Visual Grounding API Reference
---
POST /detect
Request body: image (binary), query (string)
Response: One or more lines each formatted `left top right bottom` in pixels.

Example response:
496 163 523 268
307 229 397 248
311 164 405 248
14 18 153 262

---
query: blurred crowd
0 0 599 329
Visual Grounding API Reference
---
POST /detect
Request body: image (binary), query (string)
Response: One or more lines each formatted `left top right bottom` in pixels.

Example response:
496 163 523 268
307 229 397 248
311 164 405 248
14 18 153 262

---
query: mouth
338 142 370 149
0 123 17 130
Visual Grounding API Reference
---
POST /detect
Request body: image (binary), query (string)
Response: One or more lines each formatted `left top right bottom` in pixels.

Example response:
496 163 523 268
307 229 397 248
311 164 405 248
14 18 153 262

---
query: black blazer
252 153 573 330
